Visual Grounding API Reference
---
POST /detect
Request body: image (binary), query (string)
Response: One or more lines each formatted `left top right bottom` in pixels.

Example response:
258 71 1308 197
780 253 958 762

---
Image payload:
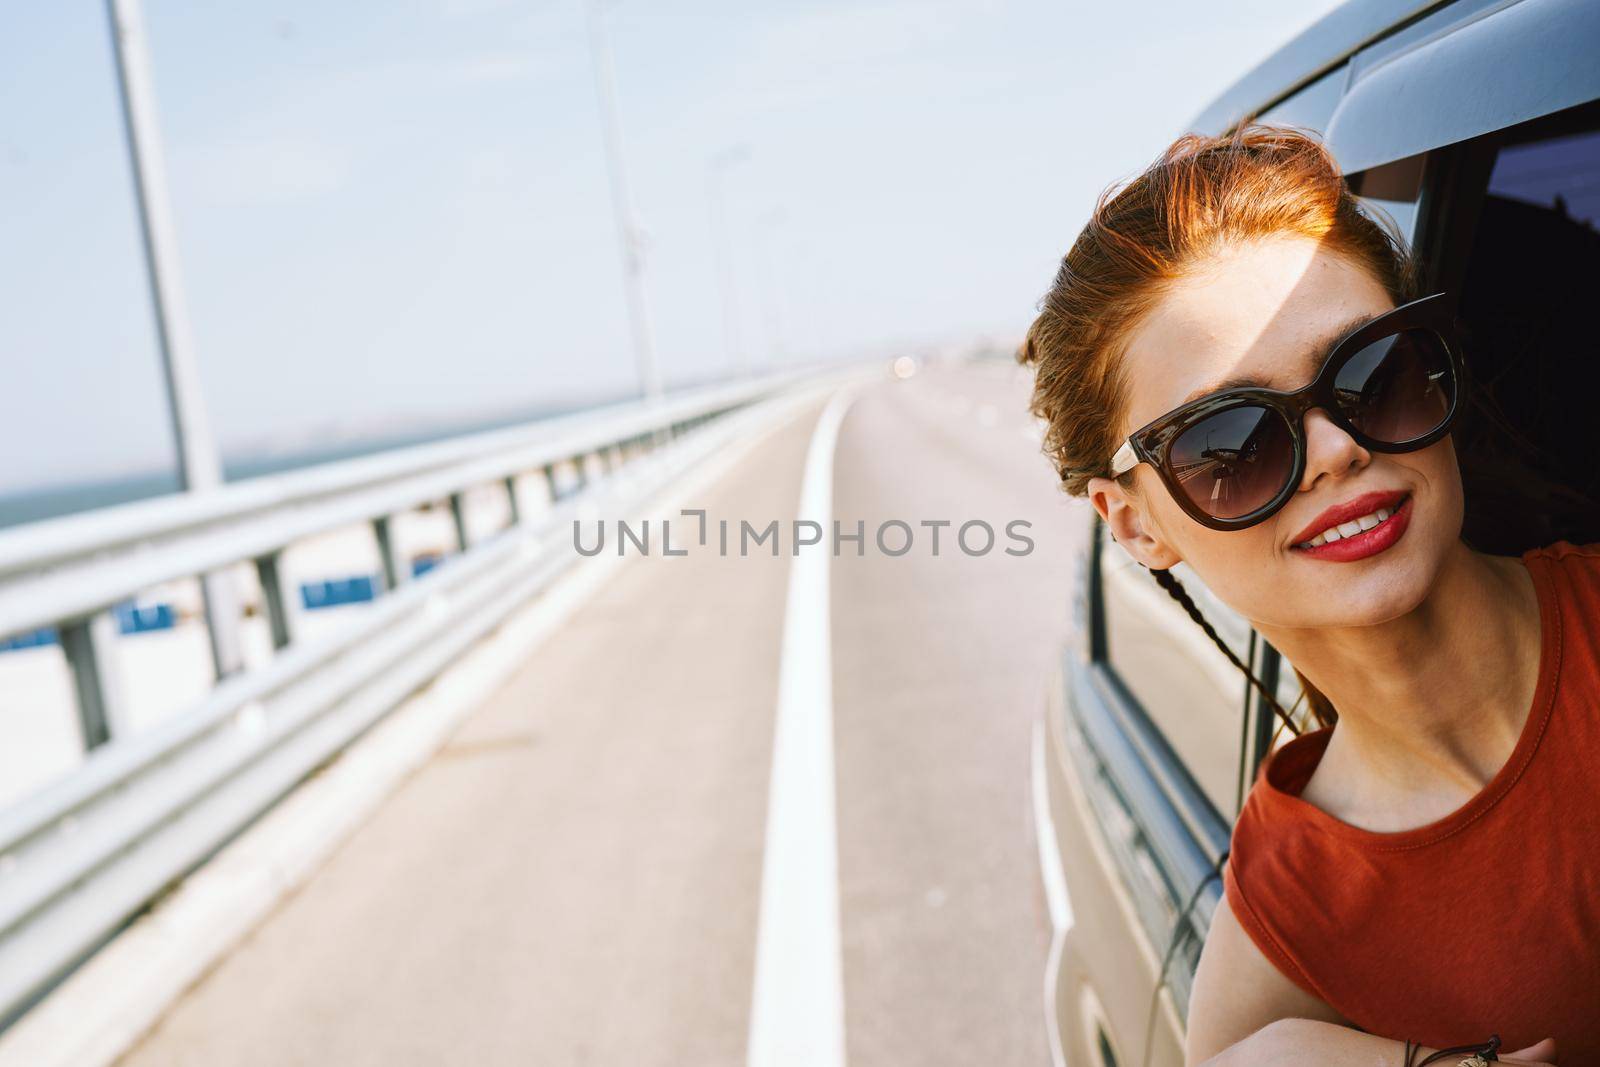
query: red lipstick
1290 490 1412 563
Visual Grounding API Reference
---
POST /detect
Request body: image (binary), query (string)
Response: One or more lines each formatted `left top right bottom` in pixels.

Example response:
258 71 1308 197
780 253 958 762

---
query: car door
1044 512 1258 1067
1047 3 1600 1063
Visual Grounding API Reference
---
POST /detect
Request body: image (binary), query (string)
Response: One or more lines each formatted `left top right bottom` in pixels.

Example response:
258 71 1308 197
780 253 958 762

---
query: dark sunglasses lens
1168 405 1296 521
1332 328 1455 444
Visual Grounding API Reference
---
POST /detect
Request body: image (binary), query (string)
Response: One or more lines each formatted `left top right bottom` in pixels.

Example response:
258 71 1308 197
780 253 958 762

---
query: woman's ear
1086 474 1182 570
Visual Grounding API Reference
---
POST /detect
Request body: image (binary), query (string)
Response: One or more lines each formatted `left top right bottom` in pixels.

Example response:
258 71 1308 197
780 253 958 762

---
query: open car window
1454 102 1600 556
1269 102 1600 753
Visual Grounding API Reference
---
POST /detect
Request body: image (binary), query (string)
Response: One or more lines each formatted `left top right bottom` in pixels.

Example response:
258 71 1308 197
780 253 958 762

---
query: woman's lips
1291 493 1412 562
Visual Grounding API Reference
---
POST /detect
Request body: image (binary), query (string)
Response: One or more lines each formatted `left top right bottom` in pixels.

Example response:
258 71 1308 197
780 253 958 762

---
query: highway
113 360 1089 1067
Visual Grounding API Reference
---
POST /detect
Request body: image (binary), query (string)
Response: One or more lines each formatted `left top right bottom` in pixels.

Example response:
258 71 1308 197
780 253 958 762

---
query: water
0 390 639 531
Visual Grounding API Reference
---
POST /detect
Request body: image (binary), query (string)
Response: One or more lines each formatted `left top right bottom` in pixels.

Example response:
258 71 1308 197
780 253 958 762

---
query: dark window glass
1455 108 1600 556
1487 127 1600 228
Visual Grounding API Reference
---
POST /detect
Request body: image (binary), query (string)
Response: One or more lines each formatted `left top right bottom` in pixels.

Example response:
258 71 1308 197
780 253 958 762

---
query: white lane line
747 390 856 1067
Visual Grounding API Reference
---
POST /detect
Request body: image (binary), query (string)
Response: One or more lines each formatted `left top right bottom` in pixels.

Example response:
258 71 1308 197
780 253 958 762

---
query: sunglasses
1092 292 1466 532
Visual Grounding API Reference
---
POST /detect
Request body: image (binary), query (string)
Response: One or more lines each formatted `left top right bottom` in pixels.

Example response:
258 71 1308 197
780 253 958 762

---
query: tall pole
585 0 664 404
106 0 245 679
707 144 751 378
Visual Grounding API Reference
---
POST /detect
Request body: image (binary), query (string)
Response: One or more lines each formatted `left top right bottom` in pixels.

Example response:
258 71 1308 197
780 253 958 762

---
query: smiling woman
1018 125 1600 1063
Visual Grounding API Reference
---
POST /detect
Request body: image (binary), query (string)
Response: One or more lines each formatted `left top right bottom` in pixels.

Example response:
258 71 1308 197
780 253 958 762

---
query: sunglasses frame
1104 291 1468 532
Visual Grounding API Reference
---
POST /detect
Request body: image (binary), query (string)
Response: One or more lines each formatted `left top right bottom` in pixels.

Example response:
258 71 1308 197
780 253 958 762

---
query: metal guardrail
0 370 811 743
0 366 850 1030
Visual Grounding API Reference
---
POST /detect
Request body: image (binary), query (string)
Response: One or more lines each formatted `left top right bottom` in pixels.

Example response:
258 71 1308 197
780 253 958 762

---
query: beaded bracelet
1403 1033 1502 1067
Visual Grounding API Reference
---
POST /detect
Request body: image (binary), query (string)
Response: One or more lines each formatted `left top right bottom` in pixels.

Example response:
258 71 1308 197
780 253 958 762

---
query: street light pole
707 144 751 378
585 0 664 404
106 0 245 680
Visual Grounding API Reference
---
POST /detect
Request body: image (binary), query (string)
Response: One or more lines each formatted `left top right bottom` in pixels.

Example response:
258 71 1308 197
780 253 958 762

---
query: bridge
0 4 1095 1061
0 359 1087 1067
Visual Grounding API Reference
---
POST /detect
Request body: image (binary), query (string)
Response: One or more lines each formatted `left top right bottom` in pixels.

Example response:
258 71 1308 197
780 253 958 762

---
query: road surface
116 359 1089 1067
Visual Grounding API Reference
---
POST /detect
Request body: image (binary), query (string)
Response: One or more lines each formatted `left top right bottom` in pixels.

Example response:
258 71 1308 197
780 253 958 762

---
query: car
1035 1 1600 1063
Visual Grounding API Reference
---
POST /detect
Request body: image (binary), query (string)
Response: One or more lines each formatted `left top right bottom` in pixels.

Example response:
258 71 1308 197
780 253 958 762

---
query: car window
1261 107 1600 768
1454 104 1600 556
1353 151 1425 248
1098 531 1251 820
1487 125 1600 228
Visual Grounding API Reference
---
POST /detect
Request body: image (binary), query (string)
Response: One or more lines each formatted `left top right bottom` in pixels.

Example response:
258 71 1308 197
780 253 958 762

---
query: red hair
1021 123 1418 496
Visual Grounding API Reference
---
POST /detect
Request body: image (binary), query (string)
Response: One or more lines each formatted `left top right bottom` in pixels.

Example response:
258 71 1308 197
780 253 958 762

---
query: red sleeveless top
1224 540 1600 1059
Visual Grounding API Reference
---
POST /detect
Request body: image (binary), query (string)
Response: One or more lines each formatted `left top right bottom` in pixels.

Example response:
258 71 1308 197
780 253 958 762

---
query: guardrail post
373 515 406 592
504 476 522 526
542 463 561 504
254 552 294 650
449 492 470 553
60 611 127 750
199 574 247 680
599 447 614 475
572 455 589 492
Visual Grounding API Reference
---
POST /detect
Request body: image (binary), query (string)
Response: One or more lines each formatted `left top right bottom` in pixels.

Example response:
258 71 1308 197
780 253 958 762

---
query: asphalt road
116 360 1088 1067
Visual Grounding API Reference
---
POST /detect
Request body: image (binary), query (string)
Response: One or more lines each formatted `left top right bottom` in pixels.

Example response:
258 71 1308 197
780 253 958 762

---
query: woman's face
1087 235 1464 631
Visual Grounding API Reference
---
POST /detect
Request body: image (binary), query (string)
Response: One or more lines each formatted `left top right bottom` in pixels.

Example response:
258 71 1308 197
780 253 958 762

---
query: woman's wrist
1204 1018 1493 1067
1406 1033 1501 1067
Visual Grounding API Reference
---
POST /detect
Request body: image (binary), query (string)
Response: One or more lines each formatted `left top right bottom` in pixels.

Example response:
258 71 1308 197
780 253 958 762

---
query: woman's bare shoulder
1184 894 1346 1066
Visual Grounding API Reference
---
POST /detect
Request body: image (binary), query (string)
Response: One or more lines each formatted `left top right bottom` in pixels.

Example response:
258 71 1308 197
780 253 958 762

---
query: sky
0 0 1345 495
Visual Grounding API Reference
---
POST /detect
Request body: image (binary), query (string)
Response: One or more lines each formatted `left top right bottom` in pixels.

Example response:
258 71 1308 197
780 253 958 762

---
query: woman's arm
1203 1020 1556 1067
1186 899 1557 1066
1185 894 1344 1064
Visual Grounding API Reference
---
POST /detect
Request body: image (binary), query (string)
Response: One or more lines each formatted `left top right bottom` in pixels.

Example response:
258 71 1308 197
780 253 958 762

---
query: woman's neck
1255 541 1543 832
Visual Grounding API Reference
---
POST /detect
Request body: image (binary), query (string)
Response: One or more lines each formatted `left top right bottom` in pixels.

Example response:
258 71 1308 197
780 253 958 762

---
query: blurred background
0 2 1343 1064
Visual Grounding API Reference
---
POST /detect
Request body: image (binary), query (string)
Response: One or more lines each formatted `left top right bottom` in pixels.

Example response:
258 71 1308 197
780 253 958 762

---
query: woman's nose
1297 407 1372 492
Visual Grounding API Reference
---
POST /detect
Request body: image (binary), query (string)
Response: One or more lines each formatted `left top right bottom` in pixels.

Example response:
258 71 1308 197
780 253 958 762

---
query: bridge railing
0 364 851 1030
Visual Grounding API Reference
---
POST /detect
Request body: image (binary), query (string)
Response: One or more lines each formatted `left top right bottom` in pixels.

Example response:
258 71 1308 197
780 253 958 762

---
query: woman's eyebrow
1177 311 1380 407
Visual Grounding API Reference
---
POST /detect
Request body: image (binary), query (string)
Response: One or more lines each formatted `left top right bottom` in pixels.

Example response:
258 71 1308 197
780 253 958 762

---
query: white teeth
1297 500 1403 549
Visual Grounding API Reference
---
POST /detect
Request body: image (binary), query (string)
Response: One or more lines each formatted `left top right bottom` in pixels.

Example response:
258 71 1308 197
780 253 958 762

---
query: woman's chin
1306 558 1437 629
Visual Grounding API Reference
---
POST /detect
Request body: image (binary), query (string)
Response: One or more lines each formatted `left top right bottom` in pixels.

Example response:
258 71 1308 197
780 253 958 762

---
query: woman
1018 124 1600 1065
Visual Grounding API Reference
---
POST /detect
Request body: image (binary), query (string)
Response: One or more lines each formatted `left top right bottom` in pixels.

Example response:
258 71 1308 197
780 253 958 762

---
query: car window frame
1250 99 1600 779
1071 512 1233 1023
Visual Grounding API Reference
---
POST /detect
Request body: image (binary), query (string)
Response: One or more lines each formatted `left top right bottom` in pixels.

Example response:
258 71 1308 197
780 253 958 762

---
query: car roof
1188 0 1445 135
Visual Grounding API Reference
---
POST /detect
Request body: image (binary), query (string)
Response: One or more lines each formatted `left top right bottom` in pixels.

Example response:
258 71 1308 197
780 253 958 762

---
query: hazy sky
0 0 1343 493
